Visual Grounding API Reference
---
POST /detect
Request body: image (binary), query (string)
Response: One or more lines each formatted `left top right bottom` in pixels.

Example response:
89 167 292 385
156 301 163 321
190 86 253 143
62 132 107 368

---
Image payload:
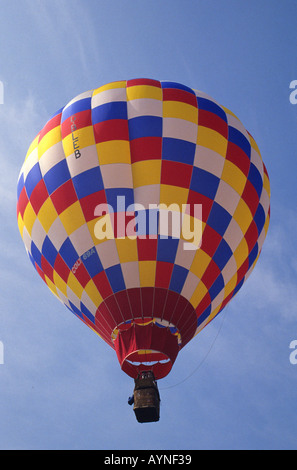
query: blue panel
72 166 104 199
105 264 126 293
208 273 224 300
161 81 195 94
17 174 25 199
197 97 227 122
44 159 71 194
81 248 103 277
162 137 196 165
80 302 95 322
197 305 211 326
59 238 79 269
233 278 244 297
228 126 251 157
49 107 64 120
42 236 58 267
169 264 188 293
156 236 179 263
25 163 42 198
30 241 42 268
68 301 83 319
92 101 127 124
207 201 232 236
128 116 162 140
254 204 266 234
213 238 233 270
247 163 263 198
62 97 92 122
105 188 134 212
248 242 259 268
190 167 220 199
133 208 159 237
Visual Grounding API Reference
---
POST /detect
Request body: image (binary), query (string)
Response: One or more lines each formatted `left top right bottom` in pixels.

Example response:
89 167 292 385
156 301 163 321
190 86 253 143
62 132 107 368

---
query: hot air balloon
17 79 270 422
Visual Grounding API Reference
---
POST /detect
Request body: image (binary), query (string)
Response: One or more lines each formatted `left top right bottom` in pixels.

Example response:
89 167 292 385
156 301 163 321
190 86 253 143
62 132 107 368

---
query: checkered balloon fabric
17 79 270 379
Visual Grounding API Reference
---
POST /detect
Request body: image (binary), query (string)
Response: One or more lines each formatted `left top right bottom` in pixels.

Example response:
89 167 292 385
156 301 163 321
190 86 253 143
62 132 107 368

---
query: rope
159 305 228 390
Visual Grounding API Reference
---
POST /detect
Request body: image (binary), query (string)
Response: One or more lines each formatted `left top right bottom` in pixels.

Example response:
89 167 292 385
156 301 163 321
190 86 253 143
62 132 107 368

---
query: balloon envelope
17 79 270 379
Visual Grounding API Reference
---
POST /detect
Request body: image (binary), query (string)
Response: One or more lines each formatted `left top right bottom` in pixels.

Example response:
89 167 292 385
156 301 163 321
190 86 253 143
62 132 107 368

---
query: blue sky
1 0 297 450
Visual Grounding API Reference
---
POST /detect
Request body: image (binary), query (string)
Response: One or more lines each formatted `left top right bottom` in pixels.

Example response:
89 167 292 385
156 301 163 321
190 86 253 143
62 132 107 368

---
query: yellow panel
233 238 249 268
44 275 59 298
233 198 253 234
190 249 211 279
115 238 138 263
159 184 189 208
38 126 61 158
97 140 131 164
25 135 39 162
249 133 261 154
37 198 58 232
197 126 228 157
132 160 161 187
23 202 37 235
84 279 103 307
17 212 25 238
53 271 68 296
263 212 270 235
59 201 86 235
127 85 162 101
221 105 239 120
62 126 95 157
139 260 156 287
190 280 208 308
263 172 270 197
67 272 84 298
223 274 237 298
206 304 222 325
221 160 247 195
93 80 126 95
163 101 198 123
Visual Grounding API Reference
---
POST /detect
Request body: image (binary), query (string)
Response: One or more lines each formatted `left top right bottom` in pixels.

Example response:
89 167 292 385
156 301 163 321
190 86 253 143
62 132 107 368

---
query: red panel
196 292 211 318
41 256 54 281
93 271 113 298
237 258 249 283
163 88 197 107
201 259 221 289
161 160 193 188
226 142 251 176
114 290 132 320
198 110 228 138
95 301 117 332
74 262 91 288
29 179 49 214
130 136 162 162
61 110 92 139
127 288 142 318
39 113 62 141
79 190 107 222
155 261 174 289
187 190 213 222
127 78 161 88
162 290 180 323
244 220 258 252
241 180 260 217
93 119 129 143
104 295 125 325
141 287 154 317
153 288 167 317
137 237 158 261
201 224 222 257
17 187 29 218
54 254 70 283
50 179 78 214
